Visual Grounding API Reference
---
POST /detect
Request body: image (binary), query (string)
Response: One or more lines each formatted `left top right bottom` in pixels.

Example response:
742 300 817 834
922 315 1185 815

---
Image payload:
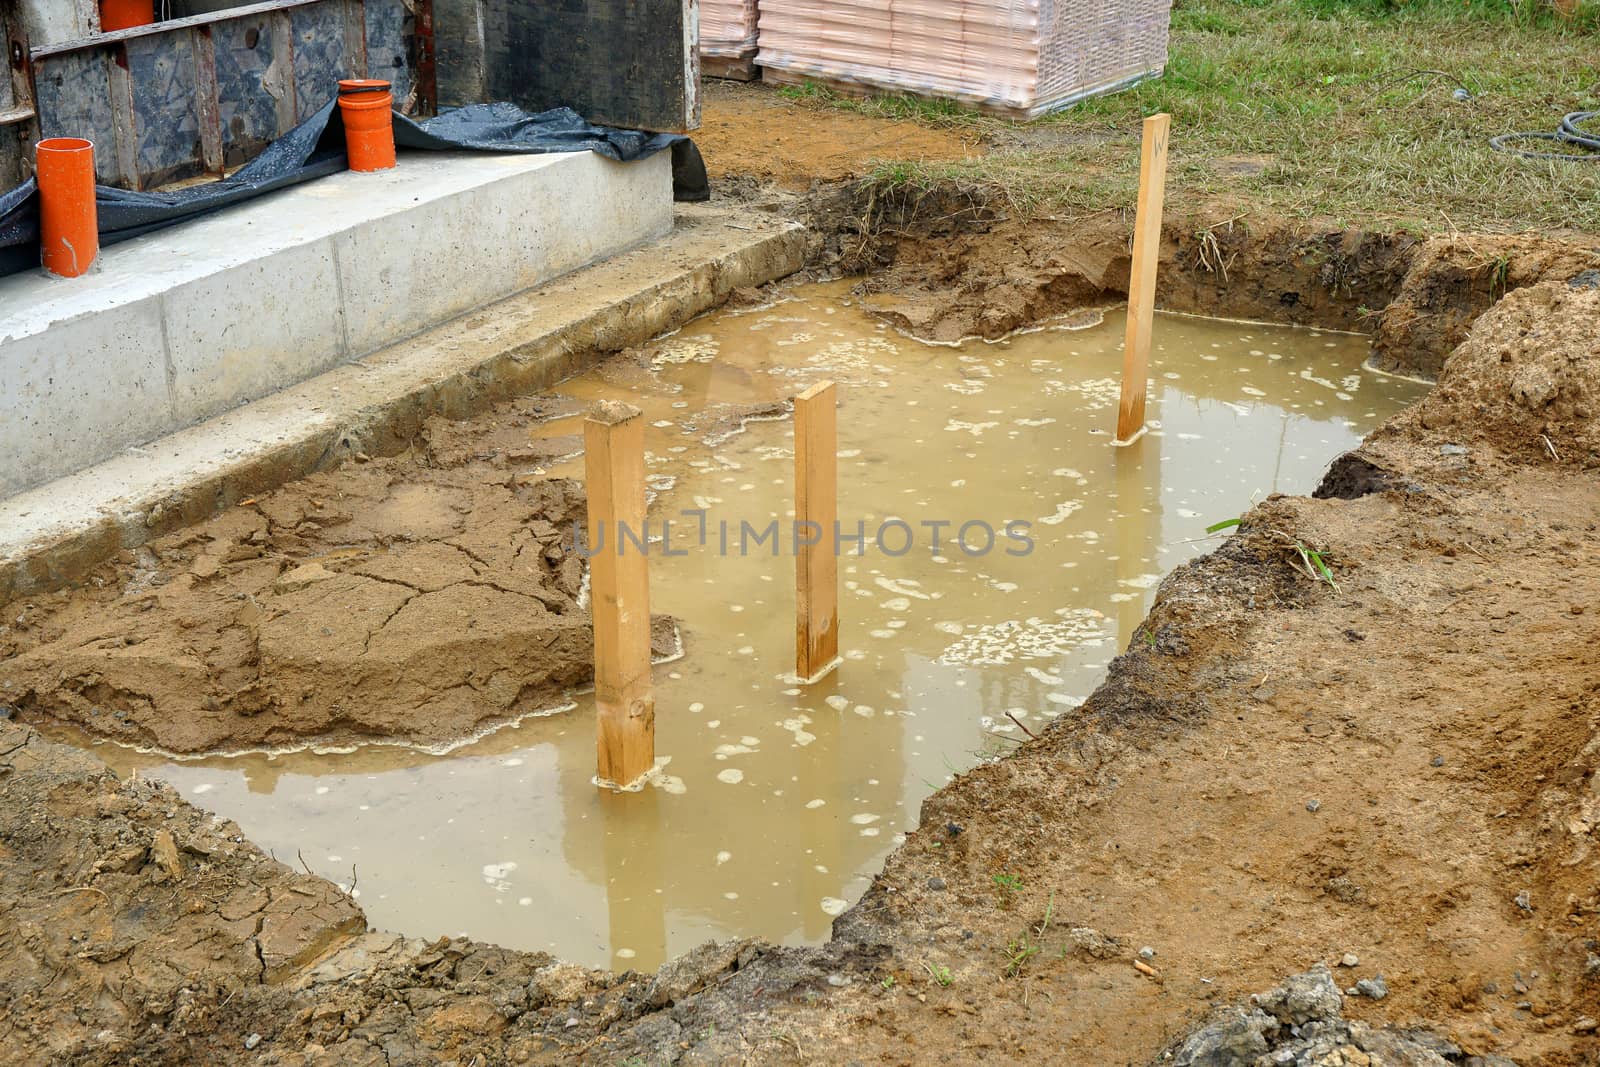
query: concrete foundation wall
0 149 672 498
20 0 96 46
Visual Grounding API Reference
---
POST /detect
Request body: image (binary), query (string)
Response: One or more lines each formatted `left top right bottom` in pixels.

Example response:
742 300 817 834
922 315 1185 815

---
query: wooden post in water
1115 112 1172 444
585 400 655 785
794 381 839 682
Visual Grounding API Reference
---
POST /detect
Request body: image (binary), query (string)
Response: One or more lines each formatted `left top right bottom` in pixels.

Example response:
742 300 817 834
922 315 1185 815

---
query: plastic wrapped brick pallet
756 0 1171 118
702 0 761 58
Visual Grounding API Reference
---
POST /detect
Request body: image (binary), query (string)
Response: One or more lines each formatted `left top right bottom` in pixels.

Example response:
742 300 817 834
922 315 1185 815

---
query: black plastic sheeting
0 100 708 279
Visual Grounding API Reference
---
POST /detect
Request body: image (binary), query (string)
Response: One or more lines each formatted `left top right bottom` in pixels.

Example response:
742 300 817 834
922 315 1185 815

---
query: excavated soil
3 275 1597 1065
0 396 676 755
820 186 1600 380
4 95 1600 1062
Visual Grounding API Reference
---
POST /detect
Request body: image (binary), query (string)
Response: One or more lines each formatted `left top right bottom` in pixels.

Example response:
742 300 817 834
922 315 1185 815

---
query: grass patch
783 0 1600 231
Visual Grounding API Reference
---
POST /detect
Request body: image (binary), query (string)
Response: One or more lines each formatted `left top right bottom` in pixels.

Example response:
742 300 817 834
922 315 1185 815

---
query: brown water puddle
73 282 1425 970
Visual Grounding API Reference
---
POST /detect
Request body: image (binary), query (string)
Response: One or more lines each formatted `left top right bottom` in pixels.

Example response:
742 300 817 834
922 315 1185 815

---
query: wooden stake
794 381 839 682
585 401 655 785
1115 112 1171 443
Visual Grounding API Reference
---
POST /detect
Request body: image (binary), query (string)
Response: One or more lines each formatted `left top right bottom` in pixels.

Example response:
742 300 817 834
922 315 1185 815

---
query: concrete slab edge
0 206 808 601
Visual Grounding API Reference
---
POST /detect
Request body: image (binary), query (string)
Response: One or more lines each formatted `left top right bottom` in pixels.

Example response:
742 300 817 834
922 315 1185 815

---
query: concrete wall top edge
0 150 597 341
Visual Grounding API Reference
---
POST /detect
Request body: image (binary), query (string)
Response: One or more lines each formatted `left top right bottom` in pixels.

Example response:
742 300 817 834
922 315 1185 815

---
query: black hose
1491 110 1600 160
1560 111 1600 149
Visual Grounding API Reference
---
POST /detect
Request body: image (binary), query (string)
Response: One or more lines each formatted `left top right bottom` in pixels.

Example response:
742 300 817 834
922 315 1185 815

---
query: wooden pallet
760 64 1160 121
702 54 760 82
759 65 1035 119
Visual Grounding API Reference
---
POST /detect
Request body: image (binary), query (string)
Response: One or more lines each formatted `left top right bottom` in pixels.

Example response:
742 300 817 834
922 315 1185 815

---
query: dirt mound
0 402 676 755
1373 235 1600 380
1395 279 1600 467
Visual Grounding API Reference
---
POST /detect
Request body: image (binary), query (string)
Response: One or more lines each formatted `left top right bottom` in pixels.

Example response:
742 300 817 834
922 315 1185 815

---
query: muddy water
80 283 1424 970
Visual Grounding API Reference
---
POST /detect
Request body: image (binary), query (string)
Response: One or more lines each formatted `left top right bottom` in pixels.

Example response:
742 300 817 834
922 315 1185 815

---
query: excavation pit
10 281 1425 971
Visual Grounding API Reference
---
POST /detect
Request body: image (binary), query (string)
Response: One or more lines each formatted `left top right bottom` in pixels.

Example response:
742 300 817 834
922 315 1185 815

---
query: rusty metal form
26 0 431 191
409 0 435 115
1 3 39 186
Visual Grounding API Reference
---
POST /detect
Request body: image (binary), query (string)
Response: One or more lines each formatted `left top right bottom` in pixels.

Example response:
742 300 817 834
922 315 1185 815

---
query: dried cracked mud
0 395 676 755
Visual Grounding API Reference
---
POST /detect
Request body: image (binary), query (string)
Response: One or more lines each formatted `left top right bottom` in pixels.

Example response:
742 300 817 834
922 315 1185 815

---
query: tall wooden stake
1115 112 1171 443
794 381 839 682
585 401 655 785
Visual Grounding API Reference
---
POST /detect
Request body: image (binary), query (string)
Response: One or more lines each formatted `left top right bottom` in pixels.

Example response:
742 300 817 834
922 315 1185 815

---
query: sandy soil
697 81 983 188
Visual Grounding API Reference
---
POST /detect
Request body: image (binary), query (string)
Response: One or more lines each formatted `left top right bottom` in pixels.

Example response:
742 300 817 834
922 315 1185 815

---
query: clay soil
0 395 676 755
4 91 1600 1067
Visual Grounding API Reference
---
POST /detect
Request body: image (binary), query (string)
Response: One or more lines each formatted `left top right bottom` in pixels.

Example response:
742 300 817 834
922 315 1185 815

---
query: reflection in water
64 285 1425 970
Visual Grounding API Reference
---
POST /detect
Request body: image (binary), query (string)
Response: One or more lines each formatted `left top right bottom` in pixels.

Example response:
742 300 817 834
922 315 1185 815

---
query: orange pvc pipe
99 0 154 32
35 138 99 279
337 80 396 172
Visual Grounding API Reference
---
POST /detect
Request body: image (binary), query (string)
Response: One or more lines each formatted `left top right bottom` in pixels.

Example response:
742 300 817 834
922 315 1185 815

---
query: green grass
776 0 1600 231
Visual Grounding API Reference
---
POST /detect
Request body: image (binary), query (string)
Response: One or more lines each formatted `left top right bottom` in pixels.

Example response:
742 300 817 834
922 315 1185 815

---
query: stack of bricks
701 0 760 69
755 0 1171 118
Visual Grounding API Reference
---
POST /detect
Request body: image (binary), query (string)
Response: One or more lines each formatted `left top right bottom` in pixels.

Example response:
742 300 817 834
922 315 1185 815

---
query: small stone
1575 1017 1598 1033
1513 978 1530 994
274 562 335 595
1339 953 1360 968
1139 946 1156 961
1354 974 1388 1000
1573 604 1586 616
1252 686 1276 702
1305 799 1322 813
1482 980 1499 994
1439 443 1468 456
1514 890 1532 912
151 829 183 880
1251 964 1343 1025
244 1034 261 1050
1067 926 1120 961
1431 755 1445 767
926 877 946 891
1510 364 1557 409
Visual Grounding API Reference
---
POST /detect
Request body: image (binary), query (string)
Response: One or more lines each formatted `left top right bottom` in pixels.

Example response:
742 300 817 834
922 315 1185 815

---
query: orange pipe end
337 79 396 172
35 138 99 279
99 0 154 32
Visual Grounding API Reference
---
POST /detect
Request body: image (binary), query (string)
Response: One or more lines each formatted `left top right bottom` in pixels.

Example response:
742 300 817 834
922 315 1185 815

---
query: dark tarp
0 101 708 279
